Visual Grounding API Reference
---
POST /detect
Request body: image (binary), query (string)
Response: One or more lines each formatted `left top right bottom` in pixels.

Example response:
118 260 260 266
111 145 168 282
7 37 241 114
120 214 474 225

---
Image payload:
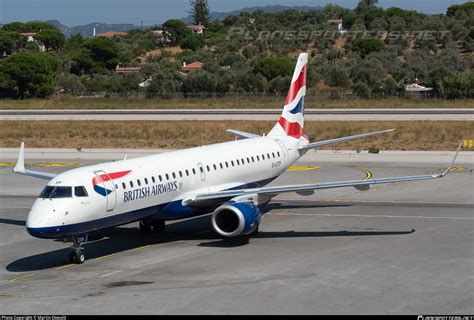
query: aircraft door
197 163 205 181
93 170 117 212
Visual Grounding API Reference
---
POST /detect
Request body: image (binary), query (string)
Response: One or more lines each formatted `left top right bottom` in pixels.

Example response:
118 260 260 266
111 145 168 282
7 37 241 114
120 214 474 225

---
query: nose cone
26 199 61 239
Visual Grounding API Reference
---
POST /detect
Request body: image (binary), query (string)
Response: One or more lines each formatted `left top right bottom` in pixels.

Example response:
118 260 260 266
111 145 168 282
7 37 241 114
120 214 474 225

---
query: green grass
1 120 472 151
0 96 472 110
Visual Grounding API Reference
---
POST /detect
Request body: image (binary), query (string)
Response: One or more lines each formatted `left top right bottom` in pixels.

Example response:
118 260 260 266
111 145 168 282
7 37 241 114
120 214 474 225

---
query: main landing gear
69 235 86 264
139 219 165 233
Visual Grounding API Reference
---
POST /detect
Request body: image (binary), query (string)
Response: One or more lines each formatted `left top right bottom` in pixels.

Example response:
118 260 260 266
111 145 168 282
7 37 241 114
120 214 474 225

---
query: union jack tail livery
268 52 308 139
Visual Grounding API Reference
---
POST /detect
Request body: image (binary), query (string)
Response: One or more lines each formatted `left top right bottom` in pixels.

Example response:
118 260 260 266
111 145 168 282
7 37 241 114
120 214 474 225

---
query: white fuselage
26 136 306 239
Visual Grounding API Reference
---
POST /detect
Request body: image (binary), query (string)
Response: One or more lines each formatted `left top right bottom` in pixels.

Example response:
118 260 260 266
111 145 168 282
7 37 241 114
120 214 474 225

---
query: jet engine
211 201 261 237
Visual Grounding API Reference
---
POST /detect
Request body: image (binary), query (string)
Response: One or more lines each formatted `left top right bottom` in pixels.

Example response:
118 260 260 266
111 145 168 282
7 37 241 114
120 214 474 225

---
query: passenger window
241 158 245 164
236 159 240 165
277 151 280 157
186 169 189 176
152 176 155 183
225 162 229 168
247 157 250 163
122 182 126 189
144 178 148 185
74 186 88 197
159 175 162 182
251 156 254 162
272 152 275 158
192 168 196 175
165 174 169 180
130 181 134 188
172 172 176 179
206 165 210 172
213 164 217 170
137 179 141 187
267 153 270 159
199 166 203 173
231 160 234 167
257 155 260 161
220 163 223 169
179 171 183 177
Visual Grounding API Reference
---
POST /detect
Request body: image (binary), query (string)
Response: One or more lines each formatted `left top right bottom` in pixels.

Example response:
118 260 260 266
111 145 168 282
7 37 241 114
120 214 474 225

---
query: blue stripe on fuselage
27 176 278 239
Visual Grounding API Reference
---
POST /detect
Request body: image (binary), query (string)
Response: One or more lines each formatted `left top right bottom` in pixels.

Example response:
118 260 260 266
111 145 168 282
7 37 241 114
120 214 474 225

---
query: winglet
439 142 463 177
13 142 26 174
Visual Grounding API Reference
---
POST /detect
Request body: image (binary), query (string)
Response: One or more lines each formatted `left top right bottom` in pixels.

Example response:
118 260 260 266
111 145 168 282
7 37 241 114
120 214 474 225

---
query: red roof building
181 61 204 73
115 65 141 74
96 31 129 38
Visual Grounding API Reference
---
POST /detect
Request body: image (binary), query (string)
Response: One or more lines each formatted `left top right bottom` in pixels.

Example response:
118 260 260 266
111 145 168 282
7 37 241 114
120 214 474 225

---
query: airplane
13 53 461 264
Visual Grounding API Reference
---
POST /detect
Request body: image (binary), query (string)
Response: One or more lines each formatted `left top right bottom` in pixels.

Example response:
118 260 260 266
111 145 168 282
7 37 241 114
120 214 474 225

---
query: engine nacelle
211 201 261 237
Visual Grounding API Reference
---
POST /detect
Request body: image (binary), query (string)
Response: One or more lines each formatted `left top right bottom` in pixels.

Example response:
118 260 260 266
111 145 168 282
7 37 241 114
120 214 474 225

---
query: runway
0 152 473 314
1 108 473 121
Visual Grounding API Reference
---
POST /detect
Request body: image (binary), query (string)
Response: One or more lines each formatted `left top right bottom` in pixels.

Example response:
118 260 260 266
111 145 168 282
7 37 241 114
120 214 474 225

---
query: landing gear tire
69 251 85 264
249 225 259 237
139 220 152 233
151 220 165 233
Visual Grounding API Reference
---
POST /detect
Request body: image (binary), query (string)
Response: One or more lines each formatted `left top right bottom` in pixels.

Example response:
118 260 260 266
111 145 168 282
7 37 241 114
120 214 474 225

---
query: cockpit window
39 186 72 198
74 186 88 197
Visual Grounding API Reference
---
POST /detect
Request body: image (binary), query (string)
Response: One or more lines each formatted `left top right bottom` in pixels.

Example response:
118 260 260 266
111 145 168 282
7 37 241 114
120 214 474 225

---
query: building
327 19 347 34
151 30 171 45
187 23 205 34
115 65 142 74
181 61 204 73
19 32 45 52
96 31 129 38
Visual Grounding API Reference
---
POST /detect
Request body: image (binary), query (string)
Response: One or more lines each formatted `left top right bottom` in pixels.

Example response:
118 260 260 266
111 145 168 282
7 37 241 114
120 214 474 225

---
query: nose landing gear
69 235 87 264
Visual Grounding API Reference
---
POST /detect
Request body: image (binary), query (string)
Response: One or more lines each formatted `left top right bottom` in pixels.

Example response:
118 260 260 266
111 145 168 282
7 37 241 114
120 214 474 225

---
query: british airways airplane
13 53 460 264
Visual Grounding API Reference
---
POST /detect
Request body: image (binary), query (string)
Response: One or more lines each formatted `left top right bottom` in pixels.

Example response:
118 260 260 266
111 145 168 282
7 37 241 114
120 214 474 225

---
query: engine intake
212 201 261 237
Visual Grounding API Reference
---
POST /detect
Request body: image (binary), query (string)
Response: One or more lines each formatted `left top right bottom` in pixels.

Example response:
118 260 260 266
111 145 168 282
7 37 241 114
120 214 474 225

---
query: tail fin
268 52 308 138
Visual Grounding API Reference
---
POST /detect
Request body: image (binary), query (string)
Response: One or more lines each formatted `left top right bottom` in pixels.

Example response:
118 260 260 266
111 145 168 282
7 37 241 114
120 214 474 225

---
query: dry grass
1 121 472 151
0 96 472 110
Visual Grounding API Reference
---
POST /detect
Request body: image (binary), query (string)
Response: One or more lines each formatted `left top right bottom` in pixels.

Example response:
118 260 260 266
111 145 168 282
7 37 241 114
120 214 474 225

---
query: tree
180 34 204 51
252 56 294 80
0 31 21 55
189 0 210 25
355 0 379 14
36 29 65 51
353 81 370 97
85 37 120 70
0 52 58 98
325 67 350 88
162 19 192 46
146 70 183 98
351 38 385 58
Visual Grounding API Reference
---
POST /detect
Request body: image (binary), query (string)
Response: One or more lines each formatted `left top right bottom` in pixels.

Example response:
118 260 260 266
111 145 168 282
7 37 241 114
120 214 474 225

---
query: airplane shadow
0 218 26 226
261 202 352 213
6 214 415 272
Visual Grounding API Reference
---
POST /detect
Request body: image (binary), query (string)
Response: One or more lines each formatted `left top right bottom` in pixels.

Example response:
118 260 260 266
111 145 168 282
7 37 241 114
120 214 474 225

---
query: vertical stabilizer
268 52 308 138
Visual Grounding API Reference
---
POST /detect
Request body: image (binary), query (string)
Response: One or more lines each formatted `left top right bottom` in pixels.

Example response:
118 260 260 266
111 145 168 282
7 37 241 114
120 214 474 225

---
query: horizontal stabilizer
299 129 395 150
227 129 260 139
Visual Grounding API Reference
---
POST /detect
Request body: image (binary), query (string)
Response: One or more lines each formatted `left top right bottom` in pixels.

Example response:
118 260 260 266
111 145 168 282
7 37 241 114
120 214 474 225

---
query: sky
0 0 468 26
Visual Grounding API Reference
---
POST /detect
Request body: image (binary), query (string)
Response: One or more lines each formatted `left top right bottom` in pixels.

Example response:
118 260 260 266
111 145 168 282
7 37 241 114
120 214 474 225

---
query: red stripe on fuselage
285 64 306 105
278 117 303 138
92 170 131 185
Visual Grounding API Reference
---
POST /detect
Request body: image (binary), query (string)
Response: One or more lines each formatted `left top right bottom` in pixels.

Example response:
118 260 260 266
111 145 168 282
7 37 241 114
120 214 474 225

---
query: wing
13 142 57 180
184 143 462 206
227 129 260 139
299 129 394 150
